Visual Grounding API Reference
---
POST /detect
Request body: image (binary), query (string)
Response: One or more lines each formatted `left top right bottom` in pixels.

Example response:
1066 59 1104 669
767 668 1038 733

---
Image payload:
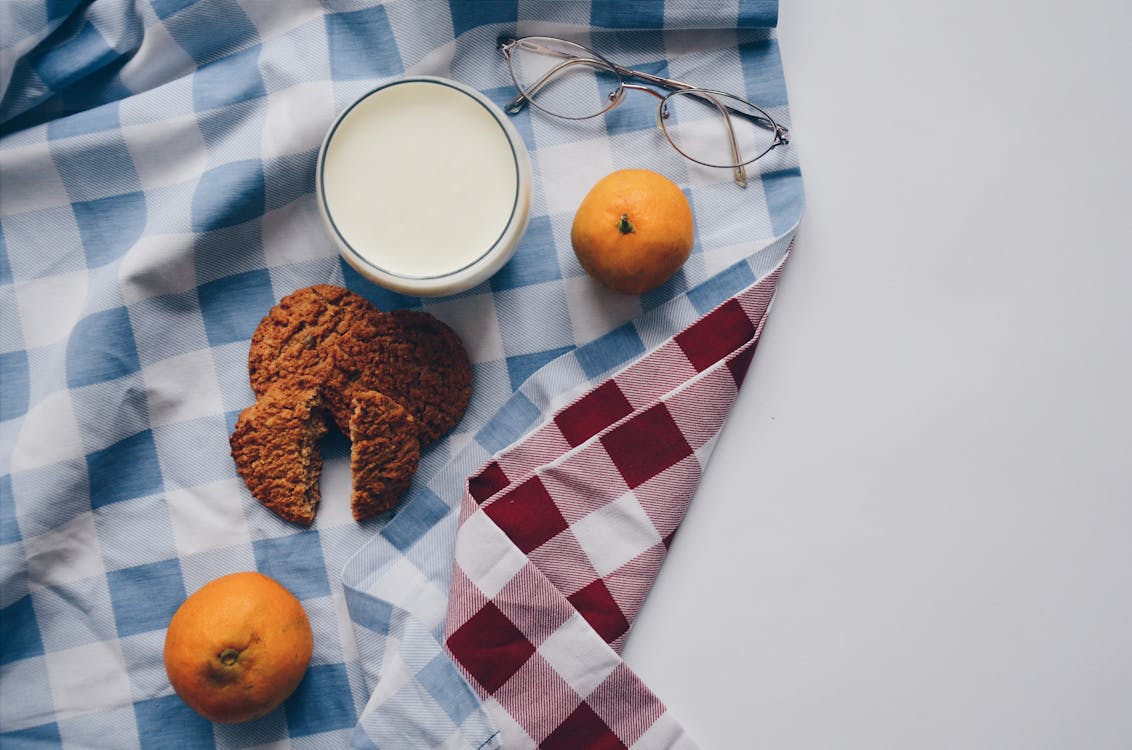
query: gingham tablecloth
0 1 802 748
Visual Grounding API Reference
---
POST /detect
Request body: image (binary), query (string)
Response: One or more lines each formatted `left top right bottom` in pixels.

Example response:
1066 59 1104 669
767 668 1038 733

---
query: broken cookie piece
229 382 327 526
348 390 420 521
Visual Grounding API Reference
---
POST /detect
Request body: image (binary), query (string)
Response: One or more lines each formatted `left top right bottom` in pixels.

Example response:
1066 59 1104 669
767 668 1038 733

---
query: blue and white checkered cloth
0 1 802 747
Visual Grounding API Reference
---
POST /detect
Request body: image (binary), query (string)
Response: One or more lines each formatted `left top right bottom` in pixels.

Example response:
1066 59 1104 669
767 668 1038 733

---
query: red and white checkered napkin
444 268 782 748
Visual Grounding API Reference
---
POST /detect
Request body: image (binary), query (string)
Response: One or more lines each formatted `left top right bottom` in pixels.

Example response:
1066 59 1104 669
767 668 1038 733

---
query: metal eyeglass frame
498 35 790 188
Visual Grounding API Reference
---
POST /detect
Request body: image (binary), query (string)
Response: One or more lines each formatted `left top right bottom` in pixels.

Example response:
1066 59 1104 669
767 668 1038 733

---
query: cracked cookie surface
247 284 383 410
348 390 420 521
229 381 327 526
322 309 472 446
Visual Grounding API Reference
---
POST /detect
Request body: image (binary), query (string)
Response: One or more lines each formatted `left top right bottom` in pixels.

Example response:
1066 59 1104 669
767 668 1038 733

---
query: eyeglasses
498 36 789 188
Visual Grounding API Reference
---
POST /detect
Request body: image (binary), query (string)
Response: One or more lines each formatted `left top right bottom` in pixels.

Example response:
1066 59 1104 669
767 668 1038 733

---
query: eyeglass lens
660 90 778 168
507 37 622 120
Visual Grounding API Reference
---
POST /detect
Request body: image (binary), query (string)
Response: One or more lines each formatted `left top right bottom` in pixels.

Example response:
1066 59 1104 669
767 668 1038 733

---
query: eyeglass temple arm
616 83 746 187
616 82 749 188
664 86 748 188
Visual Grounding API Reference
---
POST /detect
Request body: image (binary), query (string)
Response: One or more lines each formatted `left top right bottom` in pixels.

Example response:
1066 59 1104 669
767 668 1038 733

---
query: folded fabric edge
440 247 790 748
470 257 788 512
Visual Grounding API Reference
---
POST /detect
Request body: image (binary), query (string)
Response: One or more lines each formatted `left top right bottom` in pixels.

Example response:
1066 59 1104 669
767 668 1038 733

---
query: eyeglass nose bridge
621 82 666 102
619 82 665 124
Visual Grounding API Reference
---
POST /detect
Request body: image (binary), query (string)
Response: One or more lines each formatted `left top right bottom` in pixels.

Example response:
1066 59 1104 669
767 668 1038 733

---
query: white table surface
620 2 1132 748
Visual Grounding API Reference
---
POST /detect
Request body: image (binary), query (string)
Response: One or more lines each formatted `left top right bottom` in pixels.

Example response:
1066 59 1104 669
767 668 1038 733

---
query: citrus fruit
163 572 313 723
570 169 695 294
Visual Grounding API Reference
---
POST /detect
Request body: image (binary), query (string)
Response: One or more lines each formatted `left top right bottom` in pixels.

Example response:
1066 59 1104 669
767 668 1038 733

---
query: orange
163 572 313 724
570 169 695 294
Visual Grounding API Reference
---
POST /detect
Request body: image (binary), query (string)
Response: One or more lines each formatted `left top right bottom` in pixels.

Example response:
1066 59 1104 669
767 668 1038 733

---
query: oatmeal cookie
348 390 420 521
229 381 327 526
247 284 383 402
323 310 472 446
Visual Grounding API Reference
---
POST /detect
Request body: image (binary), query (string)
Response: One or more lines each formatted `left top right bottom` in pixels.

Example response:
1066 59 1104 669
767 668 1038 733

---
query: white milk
320 80 521 280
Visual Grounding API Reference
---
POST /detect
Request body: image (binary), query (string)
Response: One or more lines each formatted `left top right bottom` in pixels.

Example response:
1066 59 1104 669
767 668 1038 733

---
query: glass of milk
317 76 532 296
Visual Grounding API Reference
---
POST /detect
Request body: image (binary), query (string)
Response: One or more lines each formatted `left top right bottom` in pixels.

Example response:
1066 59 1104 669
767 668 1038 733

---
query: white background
621 2 1132 748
